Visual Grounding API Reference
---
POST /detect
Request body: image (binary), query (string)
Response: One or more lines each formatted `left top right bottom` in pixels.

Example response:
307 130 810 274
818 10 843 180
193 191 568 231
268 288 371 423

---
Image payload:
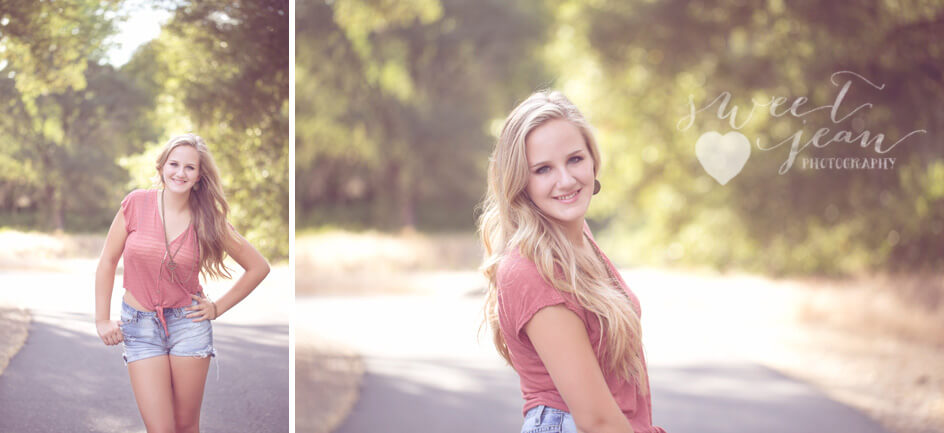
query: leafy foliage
150 0 290 259
0 0 288 260
299 0 944 274
573 0 944 273
296 0 550 230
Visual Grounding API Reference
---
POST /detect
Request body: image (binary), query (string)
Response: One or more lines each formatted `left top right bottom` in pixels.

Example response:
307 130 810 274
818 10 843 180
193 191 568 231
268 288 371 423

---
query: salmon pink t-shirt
121 189 203 334
496 225 666 433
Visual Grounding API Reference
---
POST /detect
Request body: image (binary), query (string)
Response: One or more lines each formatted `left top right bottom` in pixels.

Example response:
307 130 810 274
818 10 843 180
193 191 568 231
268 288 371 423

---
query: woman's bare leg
128 356 175 433
169 355 211 433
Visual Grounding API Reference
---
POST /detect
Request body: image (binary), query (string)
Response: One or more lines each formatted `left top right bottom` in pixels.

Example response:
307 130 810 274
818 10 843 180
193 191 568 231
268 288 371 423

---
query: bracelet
211 301 219 320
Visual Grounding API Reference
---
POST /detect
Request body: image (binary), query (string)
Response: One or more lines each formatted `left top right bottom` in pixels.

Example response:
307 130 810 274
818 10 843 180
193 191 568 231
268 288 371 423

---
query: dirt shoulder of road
754 272 944 433
0 303 30 376
760 323 943 433
295 330 365 433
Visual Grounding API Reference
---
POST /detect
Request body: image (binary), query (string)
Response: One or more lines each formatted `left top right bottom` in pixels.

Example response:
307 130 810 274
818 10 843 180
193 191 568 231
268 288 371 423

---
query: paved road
0 264 289 433
297 269 891 433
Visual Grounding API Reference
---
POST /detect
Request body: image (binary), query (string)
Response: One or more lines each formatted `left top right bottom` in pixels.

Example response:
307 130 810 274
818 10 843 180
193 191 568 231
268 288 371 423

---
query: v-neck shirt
121 189 203 334
496 223 666 433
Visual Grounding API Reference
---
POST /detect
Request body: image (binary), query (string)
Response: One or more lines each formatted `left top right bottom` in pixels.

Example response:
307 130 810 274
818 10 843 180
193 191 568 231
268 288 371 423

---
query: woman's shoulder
121 189 157 211
123 188 156 200
497 248 535 279
496 247 572 327
496 247 554 293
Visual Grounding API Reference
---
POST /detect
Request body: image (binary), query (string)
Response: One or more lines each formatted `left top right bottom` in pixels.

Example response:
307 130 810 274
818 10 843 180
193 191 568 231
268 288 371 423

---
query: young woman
479 91 666 433
94 134 270 433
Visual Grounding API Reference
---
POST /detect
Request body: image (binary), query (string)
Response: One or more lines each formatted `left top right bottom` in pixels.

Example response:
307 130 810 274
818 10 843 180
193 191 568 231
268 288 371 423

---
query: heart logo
695 131 751 185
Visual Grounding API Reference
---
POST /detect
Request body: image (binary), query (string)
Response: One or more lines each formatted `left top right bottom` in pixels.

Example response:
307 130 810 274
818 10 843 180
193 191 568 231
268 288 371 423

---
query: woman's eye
535 166 549 175
169 162 178 167
569 156 584 164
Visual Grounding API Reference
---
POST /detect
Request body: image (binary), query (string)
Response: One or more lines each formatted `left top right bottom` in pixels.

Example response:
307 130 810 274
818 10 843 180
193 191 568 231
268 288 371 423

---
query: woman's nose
557 167 578 187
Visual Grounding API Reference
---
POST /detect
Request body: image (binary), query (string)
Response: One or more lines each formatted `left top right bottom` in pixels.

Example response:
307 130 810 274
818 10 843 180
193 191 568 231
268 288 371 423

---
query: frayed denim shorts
521 405 578 433
119 300 217 364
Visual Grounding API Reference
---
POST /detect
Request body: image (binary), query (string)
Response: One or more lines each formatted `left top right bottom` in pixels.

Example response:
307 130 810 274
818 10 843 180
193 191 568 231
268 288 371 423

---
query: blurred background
0 2 289 432
296 1 943 433
0 0 288 261
297 0 941 274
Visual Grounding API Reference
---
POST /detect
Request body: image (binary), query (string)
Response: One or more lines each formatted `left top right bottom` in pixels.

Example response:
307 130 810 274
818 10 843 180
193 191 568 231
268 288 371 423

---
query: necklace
160 189 196 287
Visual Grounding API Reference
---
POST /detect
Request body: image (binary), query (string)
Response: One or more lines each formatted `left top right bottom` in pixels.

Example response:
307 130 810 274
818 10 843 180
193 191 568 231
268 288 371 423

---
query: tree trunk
398 184 415 231
398 164 415 230
44 183 62 231
54 184 64 232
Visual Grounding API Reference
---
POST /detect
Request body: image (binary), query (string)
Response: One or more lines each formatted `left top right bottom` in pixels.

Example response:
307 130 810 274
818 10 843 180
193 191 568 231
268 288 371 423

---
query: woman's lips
554 188 581 203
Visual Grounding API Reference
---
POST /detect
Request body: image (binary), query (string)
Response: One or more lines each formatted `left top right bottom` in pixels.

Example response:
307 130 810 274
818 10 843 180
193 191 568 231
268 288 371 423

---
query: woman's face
524 118 595 227
161 145 201 194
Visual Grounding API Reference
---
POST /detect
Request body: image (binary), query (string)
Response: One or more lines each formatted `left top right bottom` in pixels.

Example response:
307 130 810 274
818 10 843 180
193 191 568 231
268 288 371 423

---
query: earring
193 179 200 191
593 179 601 195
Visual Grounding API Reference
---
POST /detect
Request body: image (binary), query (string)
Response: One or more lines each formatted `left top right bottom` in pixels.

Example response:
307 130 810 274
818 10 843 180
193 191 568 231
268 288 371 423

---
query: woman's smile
554 188 582 203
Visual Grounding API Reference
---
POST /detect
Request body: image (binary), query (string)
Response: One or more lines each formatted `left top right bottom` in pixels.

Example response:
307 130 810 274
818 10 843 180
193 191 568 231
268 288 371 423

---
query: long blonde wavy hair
155 134 239 280
478 91 647 392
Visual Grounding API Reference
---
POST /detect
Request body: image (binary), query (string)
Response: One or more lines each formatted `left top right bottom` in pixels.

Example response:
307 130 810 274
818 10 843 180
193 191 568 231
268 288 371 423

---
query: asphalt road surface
0 264 289 433
296 269 891 433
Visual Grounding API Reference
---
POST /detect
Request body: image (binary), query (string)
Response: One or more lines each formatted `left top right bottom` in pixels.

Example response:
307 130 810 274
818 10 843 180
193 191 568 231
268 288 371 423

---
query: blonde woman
94 134 270 433
479 91 666 433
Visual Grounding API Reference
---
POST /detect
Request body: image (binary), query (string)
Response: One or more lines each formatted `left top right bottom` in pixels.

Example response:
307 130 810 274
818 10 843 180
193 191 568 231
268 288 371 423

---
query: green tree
296 0 550 230
565 0 943 273
0 0 119 100
130 0 290 259
0 0 290 265
0 0 157 231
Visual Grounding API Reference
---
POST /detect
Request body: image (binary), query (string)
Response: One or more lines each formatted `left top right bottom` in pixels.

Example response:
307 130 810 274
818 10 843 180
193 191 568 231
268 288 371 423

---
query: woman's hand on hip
96 319 123 346
186 293 218 322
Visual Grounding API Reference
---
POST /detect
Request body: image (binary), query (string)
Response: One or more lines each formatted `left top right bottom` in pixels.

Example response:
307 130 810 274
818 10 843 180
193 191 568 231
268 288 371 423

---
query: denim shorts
521 405 578 433
119 300 217 364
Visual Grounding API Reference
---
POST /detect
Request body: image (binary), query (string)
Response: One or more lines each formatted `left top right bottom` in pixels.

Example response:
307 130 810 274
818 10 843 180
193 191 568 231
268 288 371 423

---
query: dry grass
295 231 483 296
295 331 365 433
793 271 944 346
0 303 30 376
0 230 104 272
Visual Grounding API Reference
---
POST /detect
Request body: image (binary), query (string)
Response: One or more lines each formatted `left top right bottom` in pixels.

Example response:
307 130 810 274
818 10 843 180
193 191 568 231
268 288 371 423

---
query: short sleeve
497 250 582 340
120 190 142 233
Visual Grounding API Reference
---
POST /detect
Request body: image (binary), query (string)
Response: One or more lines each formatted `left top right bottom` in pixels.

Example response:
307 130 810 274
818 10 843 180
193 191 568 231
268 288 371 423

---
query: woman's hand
96 319 123 346
186 293 218 322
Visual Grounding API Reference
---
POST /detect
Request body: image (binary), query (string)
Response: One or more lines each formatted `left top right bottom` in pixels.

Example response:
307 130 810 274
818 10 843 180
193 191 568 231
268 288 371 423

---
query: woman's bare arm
95 209 128 345
526 305 635 433
191 230 270 320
